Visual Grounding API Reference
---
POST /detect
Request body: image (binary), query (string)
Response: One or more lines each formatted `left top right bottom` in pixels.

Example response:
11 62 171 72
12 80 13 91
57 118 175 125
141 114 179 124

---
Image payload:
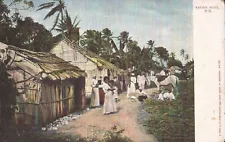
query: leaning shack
0 42 86 128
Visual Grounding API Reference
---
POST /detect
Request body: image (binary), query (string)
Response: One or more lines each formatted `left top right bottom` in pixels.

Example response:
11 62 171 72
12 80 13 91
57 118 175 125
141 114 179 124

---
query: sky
6 0 193 60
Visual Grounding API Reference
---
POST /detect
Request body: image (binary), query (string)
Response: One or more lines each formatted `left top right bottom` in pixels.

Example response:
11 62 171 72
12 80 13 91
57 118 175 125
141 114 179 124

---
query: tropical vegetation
144 79 194 142
0 1 194 142
0 0 193 75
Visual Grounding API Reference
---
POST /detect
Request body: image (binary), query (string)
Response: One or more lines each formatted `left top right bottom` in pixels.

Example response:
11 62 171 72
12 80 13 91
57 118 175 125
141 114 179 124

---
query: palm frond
51 12 60 31
110 39 119 53
37 2 55 11
74 19 80 28
54 28 63 32
44 3 64 20
72 15 80 27
65 9 69 18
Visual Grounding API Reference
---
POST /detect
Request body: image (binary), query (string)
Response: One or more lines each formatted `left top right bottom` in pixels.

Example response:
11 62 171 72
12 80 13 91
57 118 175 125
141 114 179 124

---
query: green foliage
80 30 104 54
101 126 132 142
55 10 80 43
0 2 53 52
14 17 54 52
167 57 183 68
155 47 169 66
144 79 194 142
7 0 34 9
185 60 194 78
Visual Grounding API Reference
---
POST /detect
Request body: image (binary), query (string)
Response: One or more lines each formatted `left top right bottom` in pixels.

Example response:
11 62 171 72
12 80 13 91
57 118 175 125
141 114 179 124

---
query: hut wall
51 41 108 97
7 69 41 128
8 68 83 127
51 41 97 70
39 81 76 125
14 80 78 127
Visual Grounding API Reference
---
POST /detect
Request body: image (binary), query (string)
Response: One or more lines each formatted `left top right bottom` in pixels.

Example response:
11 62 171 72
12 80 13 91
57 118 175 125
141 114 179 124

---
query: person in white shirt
163 90 176 100
127 73 137 98
90 76 100 107
137 72 146 90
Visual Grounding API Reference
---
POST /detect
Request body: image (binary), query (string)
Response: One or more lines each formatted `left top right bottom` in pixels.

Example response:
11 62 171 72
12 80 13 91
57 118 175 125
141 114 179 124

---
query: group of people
90 70 177 114
126 72 147 98
90 76 119 115
157 89 176 101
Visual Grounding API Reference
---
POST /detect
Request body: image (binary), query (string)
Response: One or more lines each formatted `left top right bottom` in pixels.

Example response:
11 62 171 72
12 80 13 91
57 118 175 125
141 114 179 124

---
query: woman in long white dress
110 80 118 112
90 76 100 107
102 77 114 114
127 73 136 98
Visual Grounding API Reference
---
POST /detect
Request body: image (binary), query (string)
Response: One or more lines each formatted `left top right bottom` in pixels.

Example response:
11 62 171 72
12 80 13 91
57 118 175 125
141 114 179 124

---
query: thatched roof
59 38 122 75
1 42 86 80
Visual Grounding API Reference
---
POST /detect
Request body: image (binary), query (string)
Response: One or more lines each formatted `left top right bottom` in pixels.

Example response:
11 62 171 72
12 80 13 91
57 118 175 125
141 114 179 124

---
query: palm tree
170 52 176 59
185 54 189 62
118 31 131 53
37 0 65 31
102 28 113 40
155 46 169 68
146 40 157 69
80 30 103 54
117 31 132 70
147 40 155 48
180 49 185 63
101 28 114 61
55 10 80 43
106 31 131 70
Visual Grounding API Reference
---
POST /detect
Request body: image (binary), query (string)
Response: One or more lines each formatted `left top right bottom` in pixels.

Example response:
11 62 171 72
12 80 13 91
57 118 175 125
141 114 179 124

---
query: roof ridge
61 38 121 74
63 38 118 66
4 43 86 80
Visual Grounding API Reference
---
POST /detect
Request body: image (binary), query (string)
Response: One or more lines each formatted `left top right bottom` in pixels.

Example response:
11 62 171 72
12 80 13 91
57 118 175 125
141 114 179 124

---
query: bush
144 79 194 142
101 126 132 142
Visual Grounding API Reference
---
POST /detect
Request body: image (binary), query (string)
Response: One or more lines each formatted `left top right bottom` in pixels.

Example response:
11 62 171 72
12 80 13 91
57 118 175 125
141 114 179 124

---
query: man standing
137 72 146 90
90 76 100 107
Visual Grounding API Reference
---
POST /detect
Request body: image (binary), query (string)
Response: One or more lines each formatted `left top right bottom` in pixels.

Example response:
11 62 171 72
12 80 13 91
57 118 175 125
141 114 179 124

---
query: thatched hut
0 42 86 128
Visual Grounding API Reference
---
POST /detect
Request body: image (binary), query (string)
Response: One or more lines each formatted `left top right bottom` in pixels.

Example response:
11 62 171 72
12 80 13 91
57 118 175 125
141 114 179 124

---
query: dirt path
58 89 158 142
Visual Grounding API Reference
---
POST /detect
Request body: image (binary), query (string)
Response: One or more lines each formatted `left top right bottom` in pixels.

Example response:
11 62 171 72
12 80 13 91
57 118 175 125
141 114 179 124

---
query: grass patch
3 126 132 142
144 78 194 142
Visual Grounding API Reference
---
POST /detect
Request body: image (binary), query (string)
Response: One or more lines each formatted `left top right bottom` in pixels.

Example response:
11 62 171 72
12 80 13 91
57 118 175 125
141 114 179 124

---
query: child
138 89 148 102
113 85 119 102
109 80 119 102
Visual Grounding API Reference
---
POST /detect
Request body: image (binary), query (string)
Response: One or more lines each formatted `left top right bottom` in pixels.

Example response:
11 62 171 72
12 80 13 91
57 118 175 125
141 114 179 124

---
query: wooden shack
0 42 86 128
51 38 121 97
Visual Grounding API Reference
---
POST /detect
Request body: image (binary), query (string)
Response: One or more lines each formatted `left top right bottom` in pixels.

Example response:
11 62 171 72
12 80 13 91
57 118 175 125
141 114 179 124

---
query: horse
151 74 180 95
